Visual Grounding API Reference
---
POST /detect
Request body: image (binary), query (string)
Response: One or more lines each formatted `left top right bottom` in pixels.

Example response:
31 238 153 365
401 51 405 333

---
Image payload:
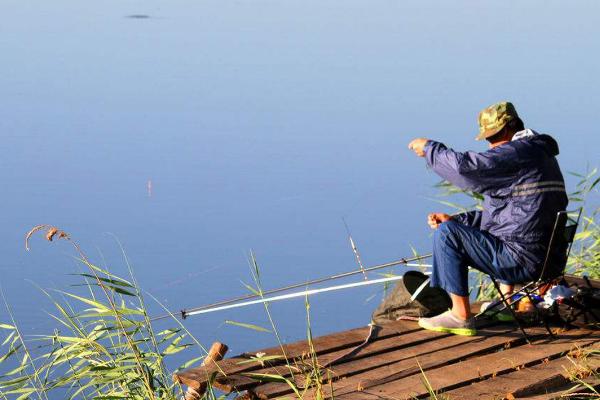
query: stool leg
492 278 531 344
525 289 555 339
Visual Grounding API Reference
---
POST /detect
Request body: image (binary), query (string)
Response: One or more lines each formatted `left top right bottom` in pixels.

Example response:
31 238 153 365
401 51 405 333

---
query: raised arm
423 140 516 194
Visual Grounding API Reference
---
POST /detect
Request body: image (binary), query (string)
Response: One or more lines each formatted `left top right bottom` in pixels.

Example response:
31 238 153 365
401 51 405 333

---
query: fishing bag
372 271 451 324
555 278 600 327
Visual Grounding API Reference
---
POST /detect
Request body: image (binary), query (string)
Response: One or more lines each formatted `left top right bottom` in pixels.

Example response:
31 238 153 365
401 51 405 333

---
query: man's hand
408 138 429 157
427 213 451 229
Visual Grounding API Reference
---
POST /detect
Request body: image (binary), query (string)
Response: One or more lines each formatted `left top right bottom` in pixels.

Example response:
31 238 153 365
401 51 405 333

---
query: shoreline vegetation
1 170 598 399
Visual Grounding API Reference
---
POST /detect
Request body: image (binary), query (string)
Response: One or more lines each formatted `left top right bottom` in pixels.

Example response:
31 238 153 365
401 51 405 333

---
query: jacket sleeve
424 140 516 194
452 210 482 228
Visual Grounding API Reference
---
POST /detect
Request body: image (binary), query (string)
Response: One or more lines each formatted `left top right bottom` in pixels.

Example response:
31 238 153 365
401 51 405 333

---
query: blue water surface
1 0 599 386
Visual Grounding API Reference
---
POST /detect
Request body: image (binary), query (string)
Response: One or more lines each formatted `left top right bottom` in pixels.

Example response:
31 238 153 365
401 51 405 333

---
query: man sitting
408 101 568 336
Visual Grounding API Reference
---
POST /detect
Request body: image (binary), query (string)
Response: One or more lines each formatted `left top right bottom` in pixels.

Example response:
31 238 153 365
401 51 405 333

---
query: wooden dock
175 278 600 399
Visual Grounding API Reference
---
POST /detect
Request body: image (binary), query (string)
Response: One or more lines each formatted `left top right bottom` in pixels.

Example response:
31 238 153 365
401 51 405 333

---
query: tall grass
0 226 210 400
566 168 600 277
240 253 333 400
0 228 335 400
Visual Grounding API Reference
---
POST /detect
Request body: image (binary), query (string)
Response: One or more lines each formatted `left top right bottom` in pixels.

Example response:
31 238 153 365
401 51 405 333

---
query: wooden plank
335 330 599 400
322 324 512 380
444 348 600 399
520 375 600 399
257 325 526 399
240 319 417 359
564 274 600 290
213 325 456 392
299 326 543 399
176 302 486 390
176 319 420 389
227 304 489 396
513 359 600 399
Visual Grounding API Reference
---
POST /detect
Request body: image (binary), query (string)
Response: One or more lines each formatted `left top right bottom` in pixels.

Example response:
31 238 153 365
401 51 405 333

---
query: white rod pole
185 274 429 317
410 277 431 301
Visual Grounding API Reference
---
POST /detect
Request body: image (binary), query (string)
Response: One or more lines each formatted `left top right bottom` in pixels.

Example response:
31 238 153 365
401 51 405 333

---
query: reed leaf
0 228 212 400
224 320 272 333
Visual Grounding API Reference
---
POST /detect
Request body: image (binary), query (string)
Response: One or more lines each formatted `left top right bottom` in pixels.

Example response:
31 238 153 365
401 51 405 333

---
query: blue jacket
424 129 568 271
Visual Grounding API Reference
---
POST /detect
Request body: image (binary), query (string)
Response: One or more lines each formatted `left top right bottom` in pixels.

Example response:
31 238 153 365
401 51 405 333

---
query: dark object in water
125 14 151 19
372 271 451 324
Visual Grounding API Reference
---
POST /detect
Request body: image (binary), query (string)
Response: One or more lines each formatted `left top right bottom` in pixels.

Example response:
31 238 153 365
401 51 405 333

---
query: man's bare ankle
451 310 471 321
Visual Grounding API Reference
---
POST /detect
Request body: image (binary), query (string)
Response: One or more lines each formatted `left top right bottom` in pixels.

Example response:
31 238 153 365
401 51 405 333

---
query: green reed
0 226 210 400
566 168 600 277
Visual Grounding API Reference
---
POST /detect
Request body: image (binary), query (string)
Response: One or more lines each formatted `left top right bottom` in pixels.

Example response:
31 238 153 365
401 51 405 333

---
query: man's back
425 129 568 269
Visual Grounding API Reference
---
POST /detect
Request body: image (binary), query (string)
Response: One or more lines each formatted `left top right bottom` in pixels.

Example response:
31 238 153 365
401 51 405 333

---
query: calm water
1 0 599 374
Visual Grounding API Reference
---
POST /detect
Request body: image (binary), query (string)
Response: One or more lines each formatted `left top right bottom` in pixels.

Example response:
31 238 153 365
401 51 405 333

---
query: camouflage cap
476 101 519 140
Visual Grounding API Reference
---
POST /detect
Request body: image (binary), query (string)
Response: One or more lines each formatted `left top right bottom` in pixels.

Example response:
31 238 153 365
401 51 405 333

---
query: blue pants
430 220 535 297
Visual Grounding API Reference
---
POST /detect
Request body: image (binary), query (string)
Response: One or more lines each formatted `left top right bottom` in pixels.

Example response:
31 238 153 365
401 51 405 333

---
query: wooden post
203 341 229 366
182 342 229 400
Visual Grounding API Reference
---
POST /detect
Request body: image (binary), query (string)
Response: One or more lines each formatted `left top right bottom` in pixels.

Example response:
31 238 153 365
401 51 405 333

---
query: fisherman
408 101 568 336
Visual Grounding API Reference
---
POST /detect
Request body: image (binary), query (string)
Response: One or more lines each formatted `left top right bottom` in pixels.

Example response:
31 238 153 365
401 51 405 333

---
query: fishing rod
181 273 432 318
151 253 432 321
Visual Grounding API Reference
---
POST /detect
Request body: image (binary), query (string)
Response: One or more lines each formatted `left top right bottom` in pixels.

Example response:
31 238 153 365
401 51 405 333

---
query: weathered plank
520 375 600 399
269 325 534 399
176 319 420 389
335 330 597 400
176 303 487 391
443 347 600 399
212 325 455 392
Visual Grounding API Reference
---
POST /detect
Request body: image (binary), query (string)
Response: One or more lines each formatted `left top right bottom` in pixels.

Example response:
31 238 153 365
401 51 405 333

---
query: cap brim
475 125 506 141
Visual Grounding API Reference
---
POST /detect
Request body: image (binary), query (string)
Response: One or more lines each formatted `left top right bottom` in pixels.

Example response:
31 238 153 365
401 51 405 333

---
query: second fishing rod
151 252 432 321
